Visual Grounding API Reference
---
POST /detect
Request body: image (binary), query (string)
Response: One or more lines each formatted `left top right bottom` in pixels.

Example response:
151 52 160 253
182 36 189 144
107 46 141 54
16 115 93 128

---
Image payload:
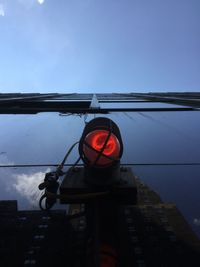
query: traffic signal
79 117 123 186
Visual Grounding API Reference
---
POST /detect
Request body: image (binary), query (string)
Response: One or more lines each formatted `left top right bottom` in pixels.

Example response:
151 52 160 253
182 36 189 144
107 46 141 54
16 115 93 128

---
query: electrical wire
1 163 200 168
39 194 48 211
56 141 79 173
38 141 80 211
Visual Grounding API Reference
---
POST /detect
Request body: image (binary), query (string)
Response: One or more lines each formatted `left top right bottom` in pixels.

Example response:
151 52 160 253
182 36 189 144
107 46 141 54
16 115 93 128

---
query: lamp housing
79 117 123 186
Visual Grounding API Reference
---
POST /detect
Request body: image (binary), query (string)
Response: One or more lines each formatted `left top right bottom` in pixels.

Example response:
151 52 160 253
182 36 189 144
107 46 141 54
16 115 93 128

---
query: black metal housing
59 167 137 205
79 117 124 185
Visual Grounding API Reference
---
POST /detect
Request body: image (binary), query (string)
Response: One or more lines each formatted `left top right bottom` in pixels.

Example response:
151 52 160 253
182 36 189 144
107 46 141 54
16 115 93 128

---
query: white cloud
13 168 50 207
37 0 45 4
0 4 5 16
0 155 52 208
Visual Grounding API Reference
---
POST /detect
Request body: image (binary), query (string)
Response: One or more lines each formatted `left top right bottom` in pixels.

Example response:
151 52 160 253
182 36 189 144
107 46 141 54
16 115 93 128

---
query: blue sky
0 0 199 93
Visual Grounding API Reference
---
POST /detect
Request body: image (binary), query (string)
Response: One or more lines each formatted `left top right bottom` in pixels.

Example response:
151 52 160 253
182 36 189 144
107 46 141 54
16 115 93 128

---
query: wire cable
38 141 80 211
1 162 200 168
56 141 79 174
39 194 48 211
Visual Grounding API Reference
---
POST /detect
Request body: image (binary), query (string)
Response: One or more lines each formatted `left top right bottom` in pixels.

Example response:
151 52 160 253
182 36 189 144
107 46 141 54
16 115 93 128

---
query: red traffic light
79 117 123 185
79 117 123 168
83 129 120 166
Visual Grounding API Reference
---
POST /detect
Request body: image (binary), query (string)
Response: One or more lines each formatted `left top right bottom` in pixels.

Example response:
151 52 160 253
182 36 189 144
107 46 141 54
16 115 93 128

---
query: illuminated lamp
79 117 123 186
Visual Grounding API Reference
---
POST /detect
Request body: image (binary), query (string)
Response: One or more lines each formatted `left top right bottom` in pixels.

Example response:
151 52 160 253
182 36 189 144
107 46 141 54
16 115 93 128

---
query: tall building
1 175 200 267
1 93 200 266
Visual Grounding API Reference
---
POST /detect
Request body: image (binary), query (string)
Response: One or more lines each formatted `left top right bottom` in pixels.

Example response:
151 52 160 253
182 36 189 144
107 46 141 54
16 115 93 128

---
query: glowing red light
83 130 120 166
91 131 116 156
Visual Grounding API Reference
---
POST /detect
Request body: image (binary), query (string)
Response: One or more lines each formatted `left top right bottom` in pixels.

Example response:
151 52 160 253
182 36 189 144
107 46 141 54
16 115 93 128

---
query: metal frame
0 92 199 114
